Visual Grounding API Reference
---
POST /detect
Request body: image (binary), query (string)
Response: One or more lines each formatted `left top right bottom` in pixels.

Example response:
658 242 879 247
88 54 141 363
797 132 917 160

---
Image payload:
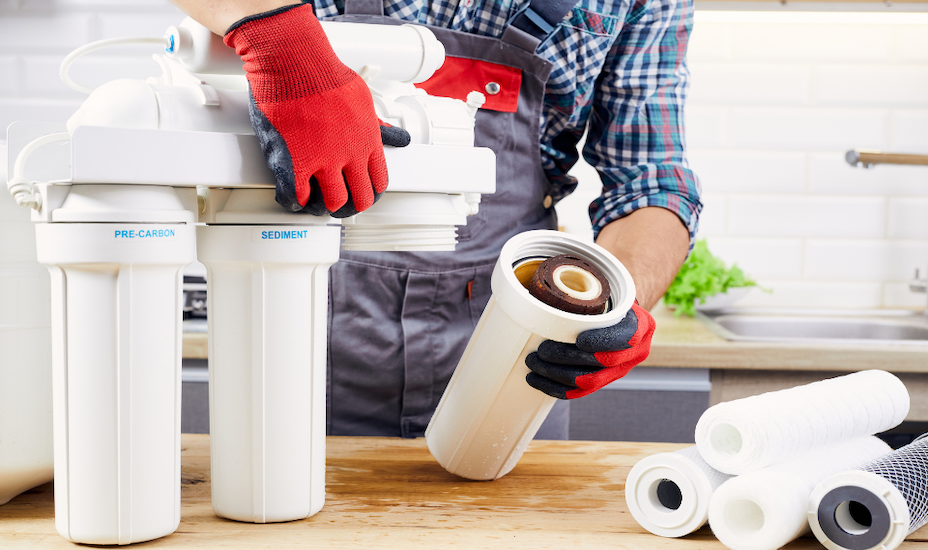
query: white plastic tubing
707 436 892 550
809 434 928 550
425 230 636 480
6 132 70 210
163 18 444 82
625 446 733 537
695 370 910 476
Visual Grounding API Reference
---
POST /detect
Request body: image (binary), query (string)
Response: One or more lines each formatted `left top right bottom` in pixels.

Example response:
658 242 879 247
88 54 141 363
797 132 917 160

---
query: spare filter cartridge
625 446 733 537
695 370 910 475
425 230 635 480
809 434 928 550
708 436 892 550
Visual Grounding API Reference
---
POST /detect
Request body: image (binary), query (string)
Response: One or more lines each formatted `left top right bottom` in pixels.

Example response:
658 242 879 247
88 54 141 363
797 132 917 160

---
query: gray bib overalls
327 0 573 438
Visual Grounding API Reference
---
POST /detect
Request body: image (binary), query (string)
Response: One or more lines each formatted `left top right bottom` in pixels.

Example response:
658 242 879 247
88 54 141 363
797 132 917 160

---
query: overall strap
502 0 578 52
341 0 385 16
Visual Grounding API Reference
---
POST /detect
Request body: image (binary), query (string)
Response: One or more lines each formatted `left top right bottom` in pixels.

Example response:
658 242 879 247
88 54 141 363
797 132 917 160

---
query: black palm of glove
526 302 655 399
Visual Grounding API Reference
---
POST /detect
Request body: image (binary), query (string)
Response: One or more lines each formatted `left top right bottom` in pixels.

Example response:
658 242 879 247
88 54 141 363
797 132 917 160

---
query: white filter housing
34 185 195 544
425 230 635 480
0 140 53 506
197 189 340 523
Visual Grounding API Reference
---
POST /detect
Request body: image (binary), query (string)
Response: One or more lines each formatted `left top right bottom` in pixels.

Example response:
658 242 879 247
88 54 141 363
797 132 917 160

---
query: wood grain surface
2 435 927 549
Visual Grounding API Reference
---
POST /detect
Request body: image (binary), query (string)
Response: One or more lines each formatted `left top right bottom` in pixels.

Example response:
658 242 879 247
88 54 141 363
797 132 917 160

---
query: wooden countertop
3 435 927 549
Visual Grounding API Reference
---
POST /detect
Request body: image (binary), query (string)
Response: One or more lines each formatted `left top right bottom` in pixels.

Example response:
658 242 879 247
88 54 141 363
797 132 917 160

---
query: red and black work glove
525 301 655 399
224 4 411 217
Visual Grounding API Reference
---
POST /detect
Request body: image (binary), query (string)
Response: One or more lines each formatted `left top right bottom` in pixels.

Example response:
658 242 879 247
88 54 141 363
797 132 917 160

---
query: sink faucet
845 149 928 169
846 150 928 316
914 269 928 317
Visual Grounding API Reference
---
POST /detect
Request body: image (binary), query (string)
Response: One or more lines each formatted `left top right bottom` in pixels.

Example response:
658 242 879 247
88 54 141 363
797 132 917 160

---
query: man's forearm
169 0 300 34
595 207 690 311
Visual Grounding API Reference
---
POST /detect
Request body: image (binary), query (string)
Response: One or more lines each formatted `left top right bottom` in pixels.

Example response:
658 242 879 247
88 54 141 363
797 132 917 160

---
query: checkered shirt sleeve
582 0 702 245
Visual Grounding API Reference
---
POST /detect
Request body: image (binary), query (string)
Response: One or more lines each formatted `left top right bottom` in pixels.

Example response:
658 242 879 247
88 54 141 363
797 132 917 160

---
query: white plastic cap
67 79 159 134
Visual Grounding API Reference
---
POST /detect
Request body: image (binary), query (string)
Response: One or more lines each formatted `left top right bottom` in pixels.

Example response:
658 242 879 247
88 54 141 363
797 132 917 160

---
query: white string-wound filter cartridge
695 370 909 475
708 436 892 550
625 446 733 537
809 434 928 550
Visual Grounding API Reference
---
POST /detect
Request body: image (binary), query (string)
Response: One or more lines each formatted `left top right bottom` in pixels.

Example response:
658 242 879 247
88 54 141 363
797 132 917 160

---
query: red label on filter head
415 56 522 113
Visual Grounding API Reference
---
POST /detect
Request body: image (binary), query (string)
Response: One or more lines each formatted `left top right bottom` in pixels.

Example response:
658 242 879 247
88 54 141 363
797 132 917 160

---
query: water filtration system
6 18 494 543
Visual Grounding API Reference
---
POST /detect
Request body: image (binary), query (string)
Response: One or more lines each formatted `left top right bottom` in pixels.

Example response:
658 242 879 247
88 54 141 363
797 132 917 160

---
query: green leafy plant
663 239 759 317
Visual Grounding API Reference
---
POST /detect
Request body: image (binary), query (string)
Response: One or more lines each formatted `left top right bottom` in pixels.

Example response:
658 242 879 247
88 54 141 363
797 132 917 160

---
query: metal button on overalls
327 1 566 438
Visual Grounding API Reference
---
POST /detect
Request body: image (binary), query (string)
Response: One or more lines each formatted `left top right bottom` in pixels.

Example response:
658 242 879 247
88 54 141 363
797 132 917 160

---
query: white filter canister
35 212 194 544
0 141 53 506
425 230 635 481
197 221 340 523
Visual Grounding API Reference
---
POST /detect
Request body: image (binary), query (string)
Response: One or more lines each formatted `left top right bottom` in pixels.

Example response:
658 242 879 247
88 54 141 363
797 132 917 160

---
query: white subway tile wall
0 4 925 310
0 0 184 129
891 110 928 151
558 11 928 310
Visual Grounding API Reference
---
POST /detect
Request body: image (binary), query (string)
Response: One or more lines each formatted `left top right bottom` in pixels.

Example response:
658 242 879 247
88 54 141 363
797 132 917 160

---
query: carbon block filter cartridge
695 370 909 475
625 446 733 537
809 434 928 550
425 230 635 480
708 436 892 550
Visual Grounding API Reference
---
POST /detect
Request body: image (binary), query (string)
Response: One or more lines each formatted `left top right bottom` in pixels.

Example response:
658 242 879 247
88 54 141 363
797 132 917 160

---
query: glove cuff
225 3 305 35
223 3 356 103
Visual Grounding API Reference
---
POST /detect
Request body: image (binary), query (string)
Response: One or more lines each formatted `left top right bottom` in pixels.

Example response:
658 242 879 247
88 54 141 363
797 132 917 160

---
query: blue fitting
165 34 175 53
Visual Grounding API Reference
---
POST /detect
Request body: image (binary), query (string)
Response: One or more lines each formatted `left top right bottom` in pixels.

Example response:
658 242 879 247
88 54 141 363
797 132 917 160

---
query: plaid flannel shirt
315 0 702 244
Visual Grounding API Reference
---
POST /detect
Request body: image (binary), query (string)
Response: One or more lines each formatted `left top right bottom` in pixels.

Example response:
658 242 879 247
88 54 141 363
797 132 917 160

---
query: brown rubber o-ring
527 255 611 315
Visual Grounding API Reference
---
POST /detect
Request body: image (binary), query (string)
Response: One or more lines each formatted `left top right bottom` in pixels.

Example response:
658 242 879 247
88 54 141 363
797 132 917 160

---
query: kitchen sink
696 308 928 346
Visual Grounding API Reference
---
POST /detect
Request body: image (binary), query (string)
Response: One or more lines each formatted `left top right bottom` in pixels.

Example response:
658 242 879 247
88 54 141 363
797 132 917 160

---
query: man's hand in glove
224 3 410 217
525 301 655 399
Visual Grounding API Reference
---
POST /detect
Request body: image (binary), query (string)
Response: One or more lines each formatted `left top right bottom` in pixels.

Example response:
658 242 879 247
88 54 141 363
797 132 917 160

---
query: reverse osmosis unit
4 18 494 544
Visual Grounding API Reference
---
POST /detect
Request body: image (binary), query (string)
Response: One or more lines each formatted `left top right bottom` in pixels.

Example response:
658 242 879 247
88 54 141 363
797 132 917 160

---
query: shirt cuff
589 176 702 253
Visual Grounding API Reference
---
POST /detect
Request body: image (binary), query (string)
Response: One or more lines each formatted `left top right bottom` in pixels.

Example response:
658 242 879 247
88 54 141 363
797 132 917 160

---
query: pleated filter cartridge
809 434 928 550
695 370 910 476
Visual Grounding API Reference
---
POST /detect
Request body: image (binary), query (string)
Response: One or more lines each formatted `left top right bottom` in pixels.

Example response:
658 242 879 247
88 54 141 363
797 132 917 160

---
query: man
170 0 701 438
